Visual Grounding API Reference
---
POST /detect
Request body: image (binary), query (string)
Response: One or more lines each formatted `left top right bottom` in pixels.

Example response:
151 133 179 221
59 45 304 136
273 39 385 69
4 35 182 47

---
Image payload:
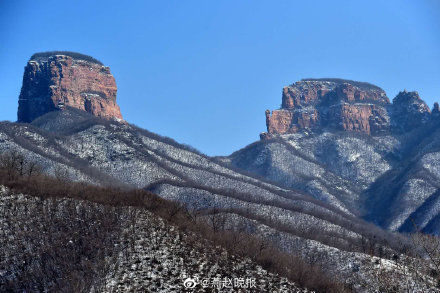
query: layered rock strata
262 79 436 138
18 52 122 123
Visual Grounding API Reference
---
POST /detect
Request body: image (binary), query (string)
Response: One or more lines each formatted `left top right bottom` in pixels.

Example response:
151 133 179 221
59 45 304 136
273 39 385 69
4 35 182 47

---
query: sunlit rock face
17 52 122 123
263 79 390 138
262 79 440 140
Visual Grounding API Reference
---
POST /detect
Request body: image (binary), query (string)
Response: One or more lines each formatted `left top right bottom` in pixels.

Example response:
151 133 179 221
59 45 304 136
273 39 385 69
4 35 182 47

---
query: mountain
260 78 432 139
2 53 439 291
18 51 122 123
226 78 440 235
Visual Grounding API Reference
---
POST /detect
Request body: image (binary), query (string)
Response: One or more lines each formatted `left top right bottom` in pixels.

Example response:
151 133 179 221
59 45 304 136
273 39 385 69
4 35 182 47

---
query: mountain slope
0 108 419 291
227 79 440 235
0 186 303 292
227 119 440 234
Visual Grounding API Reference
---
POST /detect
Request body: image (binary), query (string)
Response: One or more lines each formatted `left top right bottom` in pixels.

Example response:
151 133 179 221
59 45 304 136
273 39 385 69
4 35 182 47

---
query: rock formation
262 79 390 138
391 90 431 132
262 78 437 139
17 52 122 123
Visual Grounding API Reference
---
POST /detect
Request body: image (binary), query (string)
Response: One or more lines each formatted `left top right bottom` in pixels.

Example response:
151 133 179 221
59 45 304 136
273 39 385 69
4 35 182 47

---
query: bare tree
0 151 42 182
209 207 227 233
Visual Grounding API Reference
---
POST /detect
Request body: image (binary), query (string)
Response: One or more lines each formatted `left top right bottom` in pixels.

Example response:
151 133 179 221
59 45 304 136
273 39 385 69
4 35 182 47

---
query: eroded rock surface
263 79 440 138
264 79 391 137
17 52 122 123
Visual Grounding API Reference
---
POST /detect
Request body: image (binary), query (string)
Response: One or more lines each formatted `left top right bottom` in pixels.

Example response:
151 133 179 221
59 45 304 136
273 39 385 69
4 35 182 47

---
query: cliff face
17 53 122 123
262 79 435 138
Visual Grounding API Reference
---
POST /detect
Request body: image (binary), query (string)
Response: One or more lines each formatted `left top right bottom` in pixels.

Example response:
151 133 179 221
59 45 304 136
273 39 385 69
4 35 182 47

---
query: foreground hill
0 185 303 292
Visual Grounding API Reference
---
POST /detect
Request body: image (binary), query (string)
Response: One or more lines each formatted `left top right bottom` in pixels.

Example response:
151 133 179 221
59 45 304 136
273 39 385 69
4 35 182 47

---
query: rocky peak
262 79 390 138
17 51 123 123
261 80 438 139
391 90 431 132
392 90 427 106
281 79 389 110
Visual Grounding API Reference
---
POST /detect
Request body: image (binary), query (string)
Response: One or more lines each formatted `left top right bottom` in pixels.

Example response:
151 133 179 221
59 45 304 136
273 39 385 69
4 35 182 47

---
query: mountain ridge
261 79 435 138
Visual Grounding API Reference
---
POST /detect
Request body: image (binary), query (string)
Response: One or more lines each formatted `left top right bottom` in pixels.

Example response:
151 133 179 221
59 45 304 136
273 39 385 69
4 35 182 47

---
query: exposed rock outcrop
391 90 431 132
17 52 122 123
264 79 390 137
262 79 439 138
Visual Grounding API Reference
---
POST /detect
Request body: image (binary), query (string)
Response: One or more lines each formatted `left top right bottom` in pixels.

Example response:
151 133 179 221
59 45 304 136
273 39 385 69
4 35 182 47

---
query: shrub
300 78 384 91
30 51 104 65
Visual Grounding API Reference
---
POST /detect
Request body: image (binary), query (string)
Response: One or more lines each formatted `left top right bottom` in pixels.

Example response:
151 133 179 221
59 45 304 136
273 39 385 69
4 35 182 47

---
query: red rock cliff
262 79 391 138
261 79 440 139
17 52 123 123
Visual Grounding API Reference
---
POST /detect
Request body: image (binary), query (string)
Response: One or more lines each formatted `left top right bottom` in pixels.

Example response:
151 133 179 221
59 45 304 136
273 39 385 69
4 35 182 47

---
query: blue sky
1 0 439 155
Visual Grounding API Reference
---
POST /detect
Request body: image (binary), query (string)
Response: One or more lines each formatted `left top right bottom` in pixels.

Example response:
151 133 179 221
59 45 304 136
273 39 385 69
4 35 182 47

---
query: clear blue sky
1 0 439 156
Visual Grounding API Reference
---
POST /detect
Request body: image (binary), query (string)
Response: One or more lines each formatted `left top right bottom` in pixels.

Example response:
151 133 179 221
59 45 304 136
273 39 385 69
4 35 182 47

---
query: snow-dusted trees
0 151 42 182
